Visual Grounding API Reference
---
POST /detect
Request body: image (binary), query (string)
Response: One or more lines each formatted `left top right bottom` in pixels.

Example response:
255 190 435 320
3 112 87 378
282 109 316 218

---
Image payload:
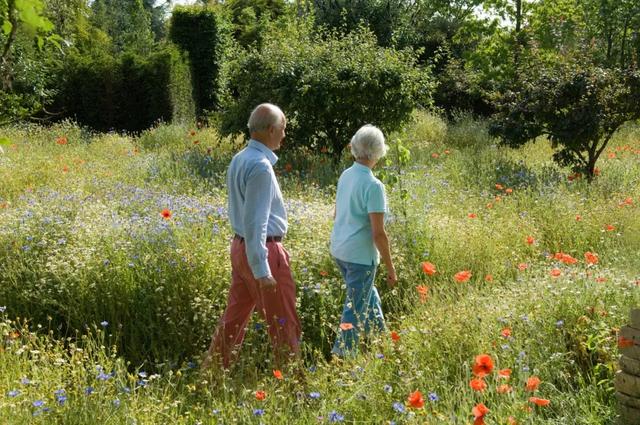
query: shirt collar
248 139 278 165
352 161 373 174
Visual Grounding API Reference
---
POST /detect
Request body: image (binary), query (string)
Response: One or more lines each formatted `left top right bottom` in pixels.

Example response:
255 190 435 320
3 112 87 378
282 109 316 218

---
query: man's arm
243 165 275 285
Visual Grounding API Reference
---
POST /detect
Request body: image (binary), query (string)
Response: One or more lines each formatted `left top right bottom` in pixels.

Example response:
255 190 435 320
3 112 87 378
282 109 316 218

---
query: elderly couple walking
202 103 397 371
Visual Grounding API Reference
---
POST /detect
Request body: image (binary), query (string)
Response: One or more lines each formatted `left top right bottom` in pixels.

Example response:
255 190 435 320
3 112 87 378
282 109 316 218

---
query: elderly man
203 103 301 370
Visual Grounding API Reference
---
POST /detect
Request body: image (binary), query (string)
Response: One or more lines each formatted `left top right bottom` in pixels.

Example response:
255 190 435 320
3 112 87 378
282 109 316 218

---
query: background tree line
1 0 639 176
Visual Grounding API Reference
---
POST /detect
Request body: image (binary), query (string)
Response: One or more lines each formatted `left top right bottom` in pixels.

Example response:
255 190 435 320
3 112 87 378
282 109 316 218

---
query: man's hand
257 275 277 290
386 269 398 289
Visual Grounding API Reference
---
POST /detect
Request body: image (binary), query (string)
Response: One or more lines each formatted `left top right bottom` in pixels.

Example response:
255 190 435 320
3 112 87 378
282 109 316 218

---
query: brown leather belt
234 234 282 243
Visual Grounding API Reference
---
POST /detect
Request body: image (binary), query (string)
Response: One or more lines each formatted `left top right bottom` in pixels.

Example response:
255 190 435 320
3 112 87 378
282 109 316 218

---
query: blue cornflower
253 409 265 416
428 392 439 402
97 372 111 381
254 323 263 331
85 387 94 395
20 377 30 385
0 306 6 313
113 399 121 407
556 320 564 328
212 409 220 415
392 402 406 413
383 384 393 393
100 321 109 327
32 400 44 407
308 392 321 400
328 411 344 422
278 317 287 326
54 389 65 396
138 371 147 378
8 390 20 397
375 353 385 359
56 395 67 405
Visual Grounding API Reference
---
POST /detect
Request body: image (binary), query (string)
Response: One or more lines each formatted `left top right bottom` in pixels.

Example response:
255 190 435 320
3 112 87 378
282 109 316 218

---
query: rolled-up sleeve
243 165 274 279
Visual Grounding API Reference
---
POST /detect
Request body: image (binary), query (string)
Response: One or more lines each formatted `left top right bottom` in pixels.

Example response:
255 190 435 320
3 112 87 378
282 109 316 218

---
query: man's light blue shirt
330 162 387 266
227 139 287 279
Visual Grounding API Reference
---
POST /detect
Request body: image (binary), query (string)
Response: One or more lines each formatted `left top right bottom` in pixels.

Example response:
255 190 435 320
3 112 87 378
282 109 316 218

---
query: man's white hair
247 103 285 133
350 124 388 161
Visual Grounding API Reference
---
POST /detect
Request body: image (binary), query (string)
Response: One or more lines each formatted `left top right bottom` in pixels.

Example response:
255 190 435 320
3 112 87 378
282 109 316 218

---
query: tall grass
0 113 638 423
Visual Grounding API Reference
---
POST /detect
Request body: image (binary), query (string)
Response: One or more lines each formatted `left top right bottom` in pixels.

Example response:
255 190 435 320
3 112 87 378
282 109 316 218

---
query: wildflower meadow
1 112 639 424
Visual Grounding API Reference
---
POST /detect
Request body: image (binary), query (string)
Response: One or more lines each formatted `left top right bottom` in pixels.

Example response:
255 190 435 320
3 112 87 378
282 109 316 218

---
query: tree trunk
514 0 523 69
620 17 629 68
1 0 18 91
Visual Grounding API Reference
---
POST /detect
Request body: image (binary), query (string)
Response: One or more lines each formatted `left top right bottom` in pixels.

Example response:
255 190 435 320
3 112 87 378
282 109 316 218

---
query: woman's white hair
350 124 388 161
247 103 285 133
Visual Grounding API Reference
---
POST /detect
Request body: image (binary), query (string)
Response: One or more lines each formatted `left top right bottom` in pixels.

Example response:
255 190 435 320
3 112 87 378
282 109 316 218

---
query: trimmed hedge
55 46 194 132
170 6 230 119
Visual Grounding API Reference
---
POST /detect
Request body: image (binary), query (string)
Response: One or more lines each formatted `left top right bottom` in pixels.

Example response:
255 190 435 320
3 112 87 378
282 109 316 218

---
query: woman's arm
370 212 397 288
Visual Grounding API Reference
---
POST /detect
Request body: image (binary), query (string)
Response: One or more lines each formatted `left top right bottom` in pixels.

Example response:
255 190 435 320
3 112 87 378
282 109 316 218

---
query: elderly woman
330 124 397 357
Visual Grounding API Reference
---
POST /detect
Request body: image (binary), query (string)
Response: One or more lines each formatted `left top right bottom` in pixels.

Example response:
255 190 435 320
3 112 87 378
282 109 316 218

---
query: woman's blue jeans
332 257 387 357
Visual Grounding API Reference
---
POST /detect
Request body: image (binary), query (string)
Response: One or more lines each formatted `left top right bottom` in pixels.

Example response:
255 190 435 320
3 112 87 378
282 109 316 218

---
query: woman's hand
386 268 398 288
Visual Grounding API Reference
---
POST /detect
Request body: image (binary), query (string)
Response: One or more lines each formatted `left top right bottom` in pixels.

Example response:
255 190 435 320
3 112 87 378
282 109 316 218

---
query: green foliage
54 46 194 132
490 59 640 179
89 0 154 55
224 0 287 48
170 5 231 119
220 21 432 160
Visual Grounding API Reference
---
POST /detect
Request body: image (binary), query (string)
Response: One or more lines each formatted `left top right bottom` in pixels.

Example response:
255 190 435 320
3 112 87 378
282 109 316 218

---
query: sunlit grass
0 113 638 423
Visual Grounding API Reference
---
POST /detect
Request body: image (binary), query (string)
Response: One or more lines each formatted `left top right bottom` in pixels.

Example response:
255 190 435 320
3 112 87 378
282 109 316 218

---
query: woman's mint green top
330 162 387 266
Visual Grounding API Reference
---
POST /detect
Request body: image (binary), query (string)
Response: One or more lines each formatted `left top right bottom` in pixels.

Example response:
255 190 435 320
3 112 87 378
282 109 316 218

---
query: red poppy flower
505 188 513 194
193 140 200 145
454 270 472 283
525 376 541 391
584 252 599 265
285 163 293 172
319 270 328 277
618 336 634 348
339 323 354 331
497 384 513 394
472 354 494 377
189 130 196 136
575 215 582 221
468 213 477 219
605 224 615 231
470 378 487 392
550 268 561 278
444 149 451 154
495 195 502 202
498 368 512 379
484 274 493 282
501 327 512 338
486 203 493 209
607 152 616 159
595 277 608 283
495 184 504 190
472 403 489 425
528 397 550 406
517 263 528 272
526 236 535 245
390 331 401 343
421 262 436 276
558 253 577 265
161 209 172 220
620 197 633 206
62 165 69 173
416 285 429 303
507 416 518 425
56 136 68 145
407 390 424 409
431 153 439 158
255 390 266 400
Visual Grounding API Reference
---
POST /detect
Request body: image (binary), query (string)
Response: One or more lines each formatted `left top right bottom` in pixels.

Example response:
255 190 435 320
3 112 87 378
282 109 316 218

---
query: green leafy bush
54 46 194 132
219 21 433 161
169 6 231 118
490 59 640 179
